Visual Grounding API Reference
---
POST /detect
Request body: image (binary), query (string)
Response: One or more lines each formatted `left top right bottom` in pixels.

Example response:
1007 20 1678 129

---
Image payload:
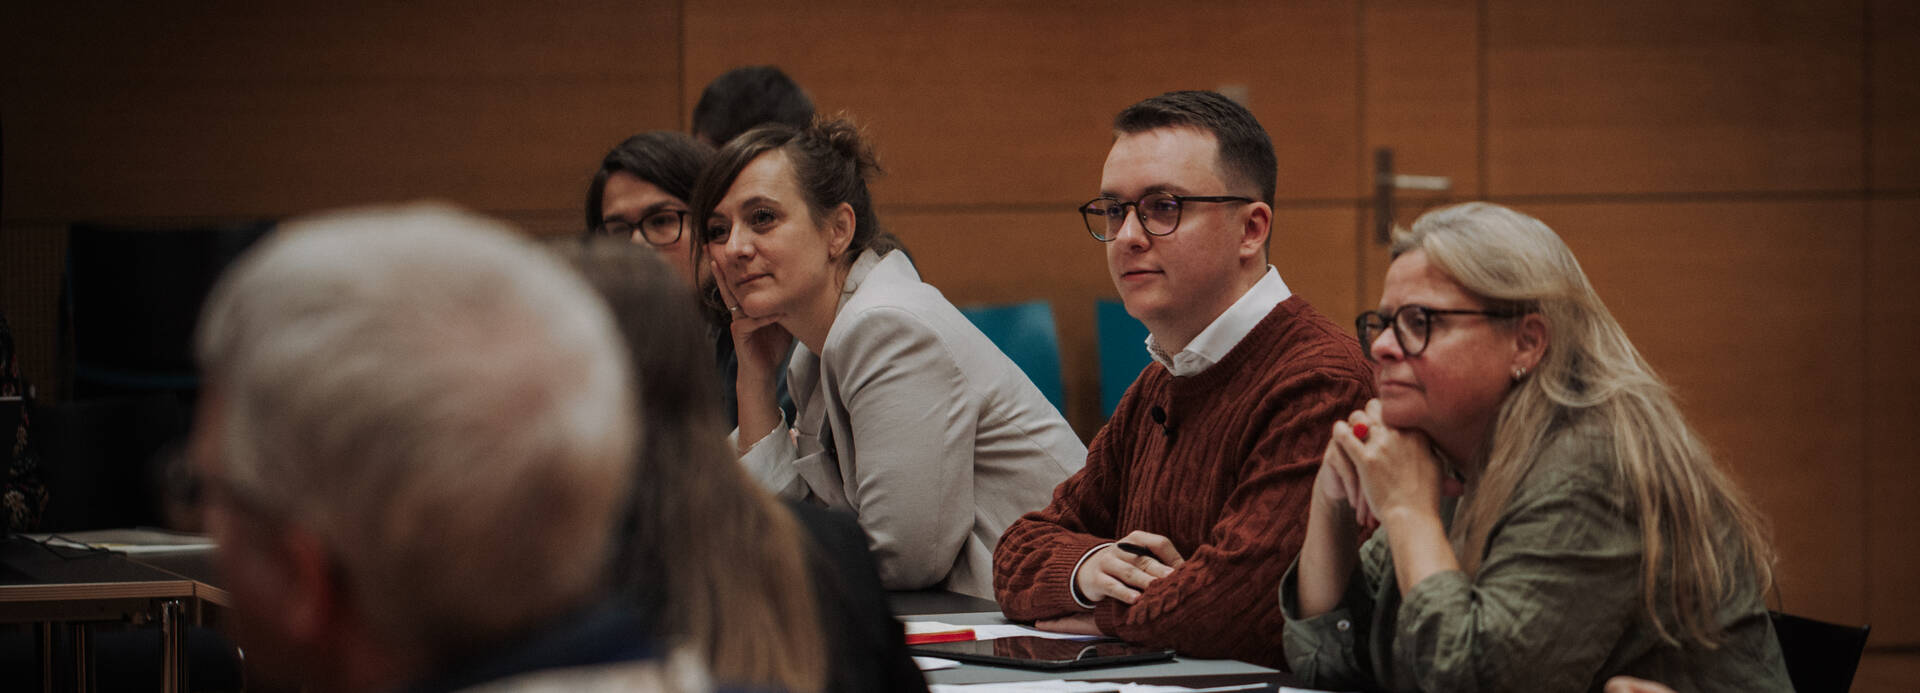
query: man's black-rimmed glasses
1079 192 1255 241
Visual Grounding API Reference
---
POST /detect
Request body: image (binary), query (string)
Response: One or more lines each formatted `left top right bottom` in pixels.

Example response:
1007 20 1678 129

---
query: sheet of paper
932 684 1335 693
21 529 217 554
914 656 961 672
929 682 1184 692
903 620 1101 642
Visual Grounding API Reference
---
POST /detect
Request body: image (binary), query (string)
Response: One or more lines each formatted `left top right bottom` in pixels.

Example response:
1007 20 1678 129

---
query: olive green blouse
1279 425 1791 692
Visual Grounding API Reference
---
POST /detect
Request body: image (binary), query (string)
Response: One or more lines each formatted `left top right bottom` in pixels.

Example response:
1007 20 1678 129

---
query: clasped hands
1035 531 1185 635
1314 398 1461 530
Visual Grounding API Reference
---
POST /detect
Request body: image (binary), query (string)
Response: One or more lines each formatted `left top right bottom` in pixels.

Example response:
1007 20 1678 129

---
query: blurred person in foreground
188 204 702 691
1285 202 1789 691
564 239 926 693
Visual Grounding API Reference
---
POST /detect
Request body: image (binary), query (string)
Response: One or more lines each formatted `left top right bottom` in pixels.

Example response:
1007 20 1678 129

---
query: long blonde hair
563 240 827 692
1395 202 1775 647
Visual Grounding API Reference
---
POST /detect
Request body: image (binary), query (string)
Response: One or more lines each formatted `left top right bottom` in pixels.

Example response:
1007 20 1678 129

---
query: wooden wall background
5 0 1916 665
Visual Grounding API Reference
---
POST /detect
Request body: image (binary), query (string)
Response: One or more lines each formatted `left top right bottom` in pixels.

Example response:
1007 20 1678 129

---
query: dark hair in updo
690 117 902 272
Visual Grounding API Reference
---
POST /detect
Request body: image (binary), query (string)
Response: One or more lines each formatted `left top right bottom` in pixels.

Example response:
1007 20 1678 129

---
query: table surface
9 540 1301 688
898 608 1299 688
889 589 1001 616
129 550 230 607
0 537 196 601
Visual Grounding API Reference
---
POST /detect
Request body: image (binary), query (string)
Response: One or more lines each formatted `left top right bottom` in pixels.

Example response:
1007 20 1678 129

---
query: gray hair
195 203 637 661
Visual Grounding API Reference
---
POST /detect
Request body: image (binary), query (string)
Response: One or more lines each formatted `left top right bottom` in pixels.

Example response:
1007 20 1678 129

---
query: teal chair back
959 300 1066 415
1095 298 1152 418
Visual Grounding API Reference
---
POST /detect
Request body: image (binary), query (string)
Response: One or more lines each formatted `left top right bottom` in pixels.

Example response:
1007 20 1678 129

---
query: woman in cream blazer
692 119 1084 599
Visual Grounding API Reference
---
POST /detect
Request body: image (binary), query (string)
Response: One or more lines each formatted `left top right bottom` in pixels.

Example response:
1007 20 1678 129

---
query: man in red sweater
992 91 1374 668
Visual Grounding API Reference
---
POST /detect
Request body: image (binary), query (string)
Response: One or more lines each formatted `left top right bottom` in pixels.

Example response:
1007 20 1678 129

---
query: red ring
1352 423 1369 441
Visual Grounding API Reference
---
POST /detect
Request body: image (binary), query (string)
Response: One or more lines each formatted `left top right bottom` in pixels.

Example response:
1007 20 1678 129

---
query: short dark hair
1113 90 1276 206
689 118 887 289
583 131 714 233
691 66 815 147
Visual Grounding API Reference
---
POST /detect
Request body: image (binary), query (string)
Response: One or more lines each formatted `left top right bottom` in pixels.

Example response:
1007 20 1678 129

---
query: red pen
904 627 976 645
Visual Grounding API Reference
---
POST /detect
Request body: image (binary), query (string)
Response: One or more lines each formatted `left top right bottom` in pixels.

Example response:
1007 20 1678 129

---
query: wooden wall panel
1522 200 1867 625
1857 652 1920 693
1867 199 1920 644
682 0 1360 207
1873 0 1920 190
1271 207 1364 326
890 205 1358 439
1 2 681 221
1362 0 1480 197
1357 0 1480 314
1485 0 1864 196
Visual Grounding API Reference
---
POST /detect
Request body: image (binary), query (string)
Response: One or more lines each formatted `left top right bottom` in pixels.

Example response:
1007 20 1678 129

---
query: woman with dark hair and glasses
690 118 1085 598
584 131 711 284
1283 202 1789 691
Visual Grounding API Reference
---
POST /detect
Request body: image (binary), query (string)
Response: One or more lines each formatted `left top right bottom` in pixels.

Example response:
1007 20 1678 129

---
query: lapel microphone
1150 405 1175 439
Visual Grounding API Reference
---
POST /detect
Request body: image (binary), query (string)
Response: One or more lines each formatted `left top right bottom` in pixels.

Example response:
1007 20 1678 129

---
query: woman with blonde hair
1284 202 1790 691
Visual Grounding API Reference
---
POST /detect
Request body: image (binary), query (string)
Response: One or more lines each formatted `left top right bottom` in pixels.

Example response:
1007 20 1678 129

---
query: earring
1512 365 1529 381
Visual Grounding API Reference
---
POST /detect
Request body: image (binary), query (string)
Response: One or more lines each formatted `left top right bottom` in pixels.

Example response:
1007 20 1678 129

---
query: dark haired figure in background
692 119 1083 598
993 91 1372 667
564 240 925 693
585 131 712 284
692 66 815 147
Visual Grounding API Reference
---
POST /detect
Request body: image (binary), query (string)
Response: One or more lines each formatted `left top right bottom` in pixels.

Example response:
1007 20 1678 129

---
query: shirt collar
1145 266 1291 377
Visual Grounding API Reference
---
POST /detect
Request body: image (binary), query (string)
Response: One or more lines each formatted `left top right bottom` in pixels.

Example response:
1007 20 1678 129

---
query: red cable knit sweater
993 296 1374 669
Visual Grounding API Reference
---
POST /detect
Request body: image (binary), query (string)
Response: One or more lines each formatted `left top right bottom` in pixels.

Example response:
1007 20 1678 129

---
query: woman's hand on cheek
712 260 791 385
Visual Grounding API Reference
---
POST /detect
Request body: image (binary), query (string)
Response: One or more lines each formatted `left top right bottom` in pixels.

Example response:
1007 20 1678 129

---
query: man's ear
1239 202 1272 262
827 202 856 260
275 527 343 643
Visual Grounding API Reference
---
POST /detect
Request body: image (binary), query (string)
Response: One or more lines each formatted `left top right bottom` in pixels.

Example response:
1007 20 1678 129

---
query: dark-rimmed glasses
1355 305 1522 360
1079 192 1255 241
595 209 688 246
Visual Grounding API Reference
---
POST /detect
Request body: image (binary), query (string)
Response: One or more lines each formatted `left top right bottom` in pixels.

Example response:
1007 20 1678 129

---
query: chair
1095 298 1151 419
1770 610 1870 692
957 301 1066 415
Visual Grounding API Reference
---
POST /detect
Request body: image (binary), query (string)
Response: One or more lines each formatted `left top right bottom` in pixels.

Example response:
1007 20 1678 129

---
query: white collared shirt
1144 266 1291 377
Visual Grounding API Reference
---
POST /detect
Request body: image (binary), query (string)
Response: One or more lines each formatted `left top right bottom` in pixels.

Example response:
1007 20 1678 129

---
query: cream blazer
739 250 1085 598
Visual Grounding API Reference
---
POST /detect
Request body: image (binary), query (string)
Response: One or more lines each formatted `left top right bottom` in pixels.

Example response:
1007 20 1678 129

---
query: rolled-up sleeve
1280 536 1384 690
